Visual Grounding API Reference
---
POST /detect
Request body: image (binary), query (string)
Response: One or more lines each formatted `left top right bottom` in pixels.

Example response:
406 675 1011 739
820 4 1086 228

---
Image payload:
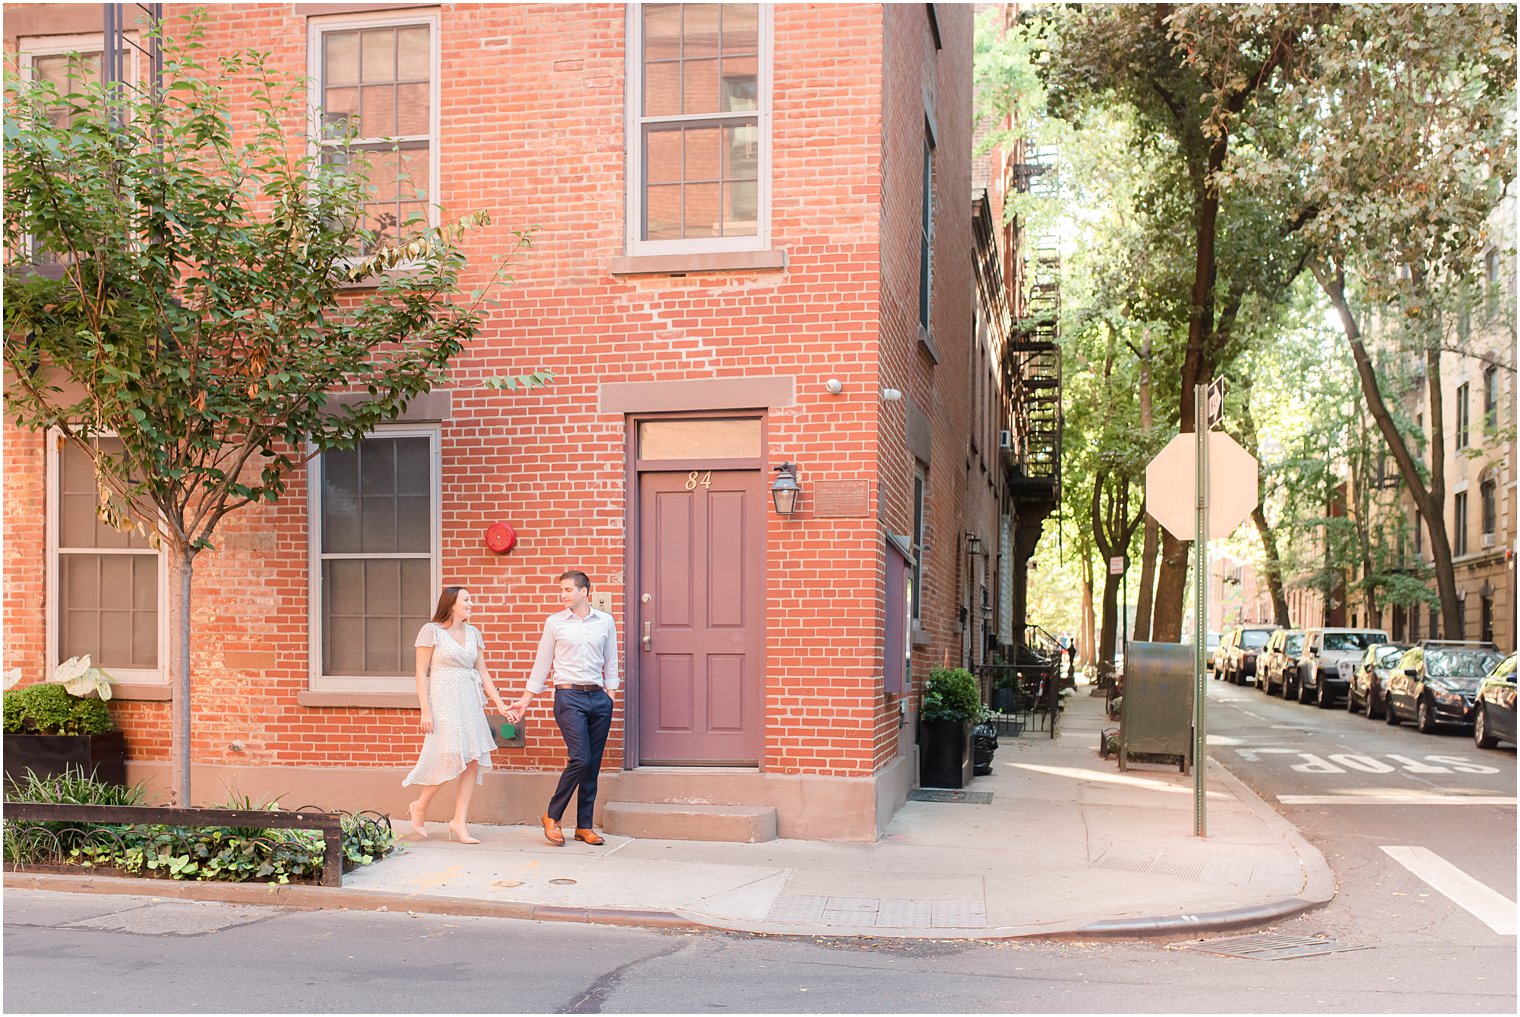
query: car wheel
1475 706 1499 749
1317 678 1335 709
1367 688 1384 721
1347 685 1361 714
1298 675 1314 704
1386 696 1401 725
1417 697 1440 734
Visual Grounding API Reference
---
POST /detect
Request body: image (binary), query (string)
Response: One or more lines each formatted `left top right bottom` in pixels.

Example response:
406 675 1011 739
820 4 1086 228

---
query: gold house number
685 471 712 490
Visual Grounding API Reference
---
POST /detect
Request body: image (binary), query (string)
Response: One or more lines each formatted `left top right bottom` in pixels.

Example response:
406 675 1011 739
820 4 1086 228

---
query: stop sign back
1145 432 1259 541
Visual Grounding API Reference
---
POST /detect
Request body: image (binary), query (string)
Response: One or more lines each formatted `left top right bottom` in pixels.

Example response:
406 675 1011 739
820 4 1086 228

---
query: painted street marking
1234 750 1502 775
1279 793 1517 806
1380 845 1517 936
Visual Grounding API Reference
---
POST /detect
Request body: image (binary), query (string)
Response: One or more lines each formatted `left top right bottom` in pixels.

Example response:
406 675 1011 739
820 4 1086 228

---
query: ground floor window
308 427 438 692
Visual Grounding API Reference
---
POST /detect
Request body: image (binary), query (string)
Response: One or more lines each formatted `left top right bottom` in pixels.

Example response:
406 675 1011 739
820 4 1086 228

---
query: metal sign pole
1194 383 1208 837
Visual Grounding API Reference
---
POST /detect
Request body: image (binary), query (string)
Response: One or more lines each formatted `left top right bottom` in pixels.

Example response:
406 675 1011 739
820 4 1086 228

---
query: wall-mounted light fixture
881 388 903 402
824 378 843 395
965 533 984 556
771 462 801 516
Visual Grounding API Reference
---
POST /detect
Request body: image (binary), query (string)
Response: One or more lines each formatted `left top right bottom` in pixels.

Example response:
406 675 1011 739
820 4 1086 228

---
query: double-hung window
919 132 935 336
1454 490 1469 556
910 466 927 627
309 12 438 255
48 434 165 686
1455 383 1470 450
627 3 770 255
308 429 439 692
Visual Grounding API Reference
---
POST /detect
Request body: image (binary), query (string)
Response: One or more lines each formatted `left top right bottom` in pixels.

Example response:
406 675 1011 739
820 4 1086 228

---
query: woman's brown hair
431 586 466 624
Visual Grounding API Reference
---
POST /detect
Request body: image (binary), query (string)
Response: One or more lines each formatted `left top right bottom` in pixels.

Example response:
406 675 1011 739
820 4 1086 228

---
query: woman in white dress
403 587 510 843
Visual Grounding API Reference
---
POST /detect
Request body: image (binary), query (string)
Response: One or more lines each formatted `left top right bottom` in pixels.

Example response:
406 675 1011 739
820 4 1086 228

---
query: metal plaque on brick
813 479 870 517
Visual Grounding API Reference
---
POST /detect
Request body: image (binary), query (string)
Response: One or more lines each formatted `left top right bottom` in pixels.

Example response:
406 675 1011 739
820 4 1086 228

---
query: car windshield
1323 632 1383 651
1286 634 1304 654
1206 633 1221 650
1374 644 1406 666
1242 630 1273 649
1426 649 1505 678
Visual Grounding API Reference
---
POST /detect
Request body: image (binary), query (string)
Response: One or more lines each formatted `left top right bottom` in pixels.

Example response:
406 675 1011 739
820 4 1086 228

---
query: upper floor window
1481 478 1497 536
918 131 935 335
48 434 165 685
1483 366 1499 432
627 3 770 256
309 12 438 255
1453 380 1465 446
1454 490 1469 556
308 428 439 692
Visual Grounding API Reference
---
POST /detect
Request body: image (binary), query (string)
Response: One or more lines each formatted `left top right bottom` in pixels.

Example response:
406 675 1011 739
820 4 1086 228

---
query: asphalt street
3 680 1515 1014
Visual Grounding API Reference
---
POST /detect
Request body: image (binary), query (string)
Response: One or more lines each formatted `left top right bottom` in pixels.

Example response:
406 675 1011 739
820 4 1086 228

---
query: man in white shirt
506 570 619 846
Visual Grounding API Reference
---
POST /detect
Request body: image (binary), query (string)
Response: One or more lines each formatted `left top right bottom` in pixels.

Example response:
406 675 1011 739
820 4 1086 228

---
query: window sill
112 683 171 702
609 249 787 276
297 691 419 709
335 265 424 291
911 626 933 648
917 324 940 363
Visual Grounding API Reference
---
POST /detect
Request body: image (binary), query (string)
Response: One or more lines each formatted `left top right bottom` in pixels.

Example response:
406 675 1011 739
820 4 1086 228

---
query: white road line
1278 794 1517 806
1380 845 1517 936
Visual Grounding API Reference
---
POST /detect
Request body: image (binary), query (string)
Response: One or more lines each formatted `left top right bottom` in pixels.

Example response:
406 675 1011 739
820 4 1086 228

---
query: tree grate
907 789 993 804
1176 933 1367 961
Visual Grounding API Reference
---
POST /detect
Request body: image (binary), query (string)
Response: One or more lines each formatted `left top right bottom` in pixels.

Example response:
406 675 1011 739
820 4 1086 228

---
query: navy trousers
547 687 614 828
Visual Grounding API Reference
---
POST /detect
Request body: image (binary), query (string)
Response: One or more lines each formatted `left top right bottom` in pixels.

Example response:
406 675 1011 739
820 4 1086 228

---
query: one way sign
1206 377 1226 429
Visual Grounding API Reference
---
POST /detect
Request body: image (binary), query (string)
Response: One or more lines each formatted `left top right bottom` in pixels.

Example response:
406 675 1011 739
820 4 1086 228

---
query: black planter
919 718 972 789
2 731 128 787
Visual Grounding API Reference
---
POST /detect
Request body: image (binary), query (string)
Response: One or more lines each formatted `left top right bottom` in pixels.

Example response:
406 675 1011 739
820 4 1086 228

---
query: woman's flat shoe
447 823 480 844
407 800 427 838
542 814 566 846
573 828 605 846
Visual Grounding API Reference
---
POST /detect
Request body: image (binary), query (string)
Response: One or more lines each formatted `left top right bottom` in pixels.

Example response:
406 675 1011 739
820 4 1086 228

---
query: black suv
1385 640 1504 734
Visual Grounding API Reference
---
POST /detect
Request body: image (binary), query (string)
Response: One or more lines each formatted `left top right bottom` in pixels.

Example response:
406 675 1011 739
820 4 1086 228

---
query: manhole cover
908 789 993 805
1177 934 1365 960
548 878 577 886
491 880 523 889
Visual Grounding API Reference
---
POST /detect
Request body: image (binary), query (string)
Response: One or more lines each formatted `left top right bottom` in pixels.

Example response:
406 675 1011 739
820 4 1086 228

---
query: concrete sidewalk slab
4 688 1334 940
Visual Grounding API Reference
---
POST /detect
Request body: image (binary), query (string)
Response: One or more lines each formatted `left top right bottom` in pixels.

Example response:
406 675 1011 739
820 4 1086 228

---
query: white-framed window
307 427 440 693
625 2 772 256
918 130 935 335
308 10 440 255
47 432 167 685
1455 382 1470 450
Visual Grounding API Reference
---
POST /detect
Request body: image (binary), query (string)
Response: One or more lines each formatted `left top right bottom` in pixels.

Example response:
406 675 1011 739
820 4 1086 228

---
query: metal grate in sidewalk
1175 933 1366 961
907 789 993 805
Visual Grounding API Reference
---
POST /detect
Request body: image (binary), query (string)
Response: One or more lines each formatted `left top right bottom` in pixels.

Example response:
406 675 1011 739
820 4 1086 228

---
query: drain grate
908 789 993 805
1178 933 1365 961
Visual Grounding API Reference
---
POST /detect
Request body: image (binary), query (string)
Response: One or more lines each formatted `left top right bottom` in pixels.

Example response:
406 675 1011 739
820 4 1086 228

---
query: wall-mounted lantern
771 462 801 516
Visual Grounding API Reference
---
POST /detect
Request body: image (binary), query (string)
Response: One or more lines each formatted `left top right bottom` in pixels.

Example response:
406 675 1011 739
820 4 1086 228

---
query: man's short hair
559 569 591 592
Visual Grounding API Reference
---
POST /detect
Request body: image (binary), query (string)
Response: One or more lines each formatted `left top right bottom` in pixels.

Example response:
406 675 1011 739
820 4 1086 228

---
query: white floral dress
402 622 496 787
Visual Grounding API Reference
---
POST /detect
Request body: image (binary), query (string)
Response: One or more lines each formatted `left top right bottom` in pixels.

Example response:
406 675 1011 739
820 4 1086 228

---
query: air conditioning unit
998 430 1013 450
1482 532 1495 549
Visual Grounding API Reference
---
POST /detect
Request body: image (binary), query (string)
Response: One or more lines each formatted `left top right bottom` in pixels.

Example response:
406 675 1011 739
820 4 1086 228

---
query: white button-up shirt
525 608 620 693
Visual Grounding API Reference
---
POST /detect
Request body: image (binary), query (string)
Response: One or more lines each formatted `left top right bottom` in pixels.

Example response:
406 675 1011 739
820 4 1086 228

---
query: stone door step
602 801 778 843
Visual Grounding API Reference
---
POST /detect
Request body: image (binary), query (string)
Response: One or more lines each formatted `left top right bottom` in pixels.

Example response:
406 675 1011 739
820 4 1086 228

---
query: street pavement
4 688 1334 940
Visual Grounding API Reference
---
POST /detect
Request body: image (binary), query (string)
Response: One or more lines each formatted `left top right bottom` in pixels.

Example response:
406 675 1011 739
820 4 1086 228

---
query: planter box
2 731 128 787
919 718 972 789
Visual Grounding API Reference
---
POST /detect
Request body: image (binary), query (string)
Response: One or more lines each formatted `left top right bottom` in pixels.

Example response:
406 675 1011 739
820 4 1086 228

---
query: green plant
2 683 113 736
921 667 981 724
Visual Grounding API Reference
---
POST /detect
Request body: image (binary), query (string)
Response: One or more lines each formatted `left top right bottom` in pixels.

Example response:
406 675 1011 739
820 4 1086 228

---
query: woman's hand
490 698 510 716
419 709 434 733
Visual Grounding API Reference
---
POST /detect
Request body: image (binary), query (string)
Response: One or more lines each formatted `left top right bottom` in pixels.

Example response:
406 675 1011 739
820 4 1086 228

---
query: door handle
642 621 652 652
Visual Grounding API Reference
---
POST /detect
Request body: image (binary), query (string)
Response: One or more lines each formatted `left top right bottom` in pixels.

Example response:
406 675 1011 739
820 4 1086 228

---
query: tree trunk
167 548 195 806
1153 530 1192 642
1313 263 1463 639
1079 554 1096 669
1099 570 1122 667
1249 505 1292 626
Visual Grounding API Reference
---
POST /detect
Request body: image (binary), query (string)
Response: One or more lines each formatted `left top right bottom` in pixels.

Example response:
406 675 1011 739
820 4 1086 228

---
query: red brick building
3 3 1015 840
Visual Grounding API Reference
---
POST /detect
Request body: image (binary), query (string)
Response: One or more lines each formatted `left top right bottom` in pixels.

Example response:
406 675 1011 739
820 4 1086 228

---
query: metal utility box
1119 641 1193 773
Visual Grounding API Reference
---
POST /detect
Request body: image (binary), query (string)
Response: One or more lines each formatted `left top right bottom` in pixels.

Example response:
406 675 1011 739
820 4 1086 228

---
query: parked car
1222 625 1278 686
1473 652 1517 750
1348 642 1411 719
1211 627 1237 680
1297 628 1389 708
1259 629 1305 697
1385 641 1505 733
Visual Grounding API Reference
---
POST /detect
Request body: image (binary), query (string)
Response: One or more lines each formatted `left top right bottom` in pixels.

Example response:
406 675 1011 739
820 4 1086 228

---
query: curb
1205 754 1337 905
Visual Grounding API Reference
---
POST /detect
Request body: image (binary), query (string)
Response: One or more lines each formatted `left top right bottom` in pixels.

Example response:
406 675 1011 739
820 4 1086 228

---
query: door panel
638 469 764 765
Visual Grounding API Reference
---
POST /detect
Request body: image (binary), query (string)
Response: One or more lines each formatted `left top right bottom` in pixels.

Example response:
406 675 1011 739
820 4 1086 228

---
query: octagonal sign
1145 432 1259 541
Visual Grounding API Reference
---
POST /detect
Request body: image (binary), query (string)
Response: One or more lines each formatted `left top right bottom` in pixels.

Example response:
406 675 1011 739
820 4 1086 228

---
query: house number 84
686 471 712 490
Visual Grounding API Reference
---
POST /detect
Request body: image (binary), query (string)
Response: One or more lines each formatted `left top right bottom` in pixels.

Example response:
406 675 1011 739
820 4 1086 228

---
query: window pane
322 85 357 139
638 418 761 460
721 56 759 111
325 31 359 85
683 125 721 183
643 4 682 62
98 609 132 667
396 25 429 79
59 440 149 549
646 128 683 184
322 447 360 553
645 184 683 240
395 81 428 136
365 558 401 615
61 608 100 663
681 58 721 115
685 182 721 237
131 607 158 668
398 147 429 199
723 122 758 177
360 83 397 137
365 617 402 674
683 4 722 59
360 439 397 494
326 612 365 675
361 28 396 84
402 559 432 616
395 495 430 553
722 4 759 53
394 437 430 495
644 61 681 117
361 496 398 553
722 182 758 235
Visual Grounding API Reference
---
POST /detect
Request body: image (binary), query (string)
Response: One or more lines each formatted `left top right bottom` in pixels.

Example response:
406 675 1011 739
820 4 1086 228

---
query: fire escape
1001 143 1063 643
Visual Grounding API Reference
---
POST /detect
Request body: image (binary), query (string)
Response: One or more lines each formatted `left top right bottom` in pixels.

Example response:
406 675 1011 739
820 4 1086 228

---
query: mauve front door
637 468 765 765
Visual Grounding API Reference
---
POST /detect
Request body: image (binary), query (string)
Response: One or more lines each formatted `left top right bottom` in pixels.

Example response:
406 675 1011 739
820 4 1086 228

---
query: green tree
3 22 540 804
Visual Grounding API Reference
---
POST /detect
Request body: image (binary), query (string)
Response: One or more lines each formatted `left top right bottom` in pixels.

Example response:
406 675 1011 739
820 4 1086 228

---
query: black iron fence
976 662 1063 740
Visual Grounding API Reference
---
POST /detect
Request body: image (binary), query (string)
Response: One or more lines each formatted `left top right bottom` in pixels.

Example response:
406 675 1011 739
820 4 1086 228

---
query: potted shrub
3 658 127 787
919 666 980 788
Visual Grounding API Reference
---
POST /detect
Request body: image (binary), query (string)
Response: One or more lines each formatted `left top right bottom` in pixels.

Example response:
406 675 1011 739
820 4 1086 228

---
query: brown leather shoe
541 814 565 846
573 828 605 846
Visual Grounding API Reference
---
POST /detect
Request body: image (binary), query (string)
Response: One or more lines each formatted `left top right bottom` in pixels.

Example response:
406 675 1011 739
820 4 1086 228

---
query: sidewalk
5 692 1333 939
